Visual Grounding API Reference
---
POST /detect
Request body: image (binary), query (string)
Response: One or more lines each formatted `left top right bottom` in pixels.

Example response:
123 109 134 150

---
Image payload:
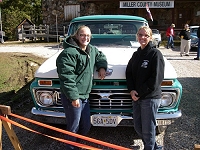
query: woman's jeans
61 94 91 150
167 35 174 48
133 98 161 150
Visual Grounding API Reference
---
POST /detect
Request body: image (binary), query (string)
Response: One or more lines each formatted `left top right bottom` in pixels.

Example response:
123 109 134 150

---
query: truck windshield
68 21 147 47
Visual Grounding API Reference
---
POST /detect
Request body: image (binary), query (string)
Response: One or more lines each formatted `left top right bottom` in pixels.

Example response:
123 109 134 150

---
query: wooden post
0 116 2 150
47 25 49 42
21 25 25 43
33 24 36 42
39 24 42 41
0 105 23 150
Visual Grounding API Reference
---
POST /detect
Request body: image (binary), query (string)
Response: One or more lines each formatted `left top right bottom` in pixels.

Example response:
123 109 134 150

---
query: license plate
91 115 122 127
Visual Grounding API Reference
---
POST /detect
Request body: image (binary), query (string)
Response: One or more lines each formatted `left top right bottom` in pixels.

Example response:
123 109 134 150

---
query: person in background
126 26 165 150
179 24 191 57
56 25 107 150
166 23 175 49
194 26 200 60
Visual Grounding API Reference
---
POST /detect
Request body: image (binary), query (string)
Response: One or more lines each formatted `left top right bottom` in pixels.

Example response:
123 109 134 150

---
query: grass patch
0 52 47 113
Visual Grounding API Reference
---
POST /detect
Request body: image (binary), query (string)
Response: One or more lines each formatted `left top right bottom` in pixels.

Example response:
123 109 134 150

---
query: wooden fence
19 24 68 43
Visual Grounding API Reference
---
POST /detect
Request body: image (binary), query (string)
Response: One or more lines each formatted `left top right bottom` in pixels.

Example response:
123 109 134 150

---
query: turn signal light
161 80 173 86
38 80 52 86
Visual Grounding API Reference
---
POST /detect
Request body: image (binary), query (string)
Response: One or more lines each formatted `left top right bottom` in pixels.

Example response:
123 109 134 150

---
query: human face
76 27 91 50
185 24 189 29
137 28 152 49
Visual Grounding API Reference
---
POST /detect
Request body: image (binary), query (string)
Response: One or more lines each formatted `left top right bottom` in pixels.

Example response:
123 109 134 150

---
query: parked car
152 29 161 48
190 26 199 48
0 31 8 43
30 15 182 134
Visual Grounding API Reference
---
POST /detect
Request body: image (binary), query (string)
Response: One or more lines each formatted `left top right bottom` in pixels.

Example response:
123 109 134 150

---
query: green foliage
0 0 42 40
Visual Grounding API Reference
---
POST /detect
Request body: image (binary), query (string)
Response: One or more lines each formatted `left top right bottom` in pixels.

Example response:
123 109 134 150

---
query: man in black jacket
194 26 200 60
179 24 191 56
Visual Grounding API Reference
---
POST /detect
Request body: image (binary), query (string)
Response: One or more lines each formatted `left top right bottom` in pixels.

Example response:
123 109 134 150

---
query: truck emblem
99 93 112 101
106 69 113 76
99 93 112 98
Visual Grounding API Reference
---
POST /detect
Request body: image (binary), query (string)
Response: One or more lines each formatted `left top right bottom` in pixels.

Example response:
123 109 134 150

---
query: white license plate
91 115 122 127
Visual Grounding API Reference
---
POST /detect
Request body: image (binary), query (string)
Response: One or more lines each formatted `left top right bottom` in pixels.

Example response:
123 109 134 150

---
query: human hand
72 99 80 107
98 68 106 80
130 90 139 101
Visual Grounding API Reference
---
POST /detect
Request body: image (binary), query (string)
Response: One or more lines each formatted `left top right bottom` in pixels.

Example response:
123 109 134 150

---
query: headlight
160 92 176 107
37 92 53 106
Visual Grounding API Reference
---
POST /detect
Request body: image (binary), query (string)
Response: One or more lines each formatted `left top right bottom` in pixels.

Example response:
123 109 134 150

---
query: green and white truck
30 15 182 133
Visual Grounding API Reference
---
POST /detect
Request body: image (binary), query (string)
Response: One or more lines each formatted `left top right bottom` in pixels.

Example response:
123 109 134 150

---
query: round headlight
39 93 53 106
161 93 174 107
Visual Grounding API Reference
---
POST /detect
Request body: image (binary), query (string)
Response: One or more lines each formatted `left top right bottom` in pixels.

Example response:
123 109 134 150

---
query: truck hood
35 47 177 79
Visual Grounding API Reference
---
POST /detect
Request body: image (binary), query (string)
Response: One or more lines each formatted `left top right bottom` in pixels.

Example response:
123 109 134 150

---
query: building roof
17 18 34 28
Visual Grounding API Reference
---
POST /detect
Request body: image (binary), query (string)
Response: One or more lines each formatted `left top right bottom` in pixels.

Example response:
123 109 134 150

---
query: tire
0 38 4 44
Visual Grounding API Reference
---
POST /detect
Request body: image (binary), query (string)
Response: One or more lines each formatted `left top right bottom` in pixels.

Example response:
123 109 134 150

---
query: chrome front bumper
32 107 66 118
31 107 182 126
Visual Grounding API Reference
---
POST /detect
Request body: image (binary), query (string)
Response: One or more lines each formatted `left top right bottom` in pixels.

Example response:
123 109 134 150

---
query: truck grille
89 89 133 114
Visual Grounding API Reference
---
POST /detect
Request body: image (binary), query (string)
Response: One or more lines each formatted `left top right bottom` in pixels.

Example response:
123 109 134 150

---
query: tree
0 0 42 40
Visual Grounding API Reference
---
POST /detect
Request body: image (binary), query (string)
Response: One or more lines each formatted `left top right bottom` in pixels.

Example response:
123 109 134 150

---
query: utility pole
0 6 3 43
52 10 59 50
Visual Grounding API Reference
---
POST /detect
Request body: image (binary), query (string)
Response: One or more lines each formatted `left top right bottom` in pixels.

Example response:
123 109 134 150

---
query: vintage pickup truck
30 15 182 133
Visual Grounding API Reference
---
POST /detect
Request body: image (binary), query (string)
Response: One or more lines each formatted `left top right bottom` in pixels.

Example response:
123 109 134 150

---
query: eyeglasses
137 33 150 38
79 34 91 38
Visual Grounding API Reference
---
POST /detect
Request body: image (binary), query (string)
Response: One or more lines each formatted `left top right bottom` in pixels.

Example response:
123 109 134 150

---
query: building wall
42 0 79 25
42 0 200 30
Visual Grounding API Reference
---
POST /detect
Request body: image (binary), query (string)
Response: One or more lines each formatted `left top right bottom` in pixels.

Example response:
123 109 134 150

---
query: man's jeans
133 99 161 150
61 94 91 150
167 35 174 48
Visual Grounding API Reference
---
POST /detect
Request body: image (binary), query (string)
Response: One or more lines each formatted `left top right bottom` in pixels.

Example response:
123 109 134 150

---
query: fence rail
19 24 68 43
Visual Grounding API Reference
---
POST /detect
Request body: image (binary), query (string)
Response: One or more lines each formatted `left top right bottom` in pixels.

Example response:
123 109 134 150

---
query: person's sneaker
130 142 141 150
130 145 140 150
185 54 189 56
194 57 200 60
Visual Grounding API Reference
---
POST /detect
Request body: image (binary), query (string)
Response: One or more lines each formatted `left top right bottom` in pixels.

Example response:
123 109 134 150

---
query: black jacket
179 29 191 40
126 42 165 99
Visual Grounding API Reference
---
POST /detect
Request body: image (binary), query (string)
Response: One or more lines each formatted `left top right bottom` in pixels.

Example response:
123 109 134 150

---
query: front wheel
0 38 4 44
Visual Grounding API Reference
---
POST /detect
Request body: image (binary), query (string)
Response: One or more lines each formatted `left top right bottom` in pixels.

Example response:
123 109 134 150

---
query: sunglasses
137 33 150 38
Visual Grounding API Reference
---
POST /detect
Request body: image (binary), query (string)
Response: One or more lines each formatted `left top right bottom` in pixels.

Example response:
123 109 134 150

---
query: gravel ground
1 43 200 150
159 46 200 150
0 42 60 58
